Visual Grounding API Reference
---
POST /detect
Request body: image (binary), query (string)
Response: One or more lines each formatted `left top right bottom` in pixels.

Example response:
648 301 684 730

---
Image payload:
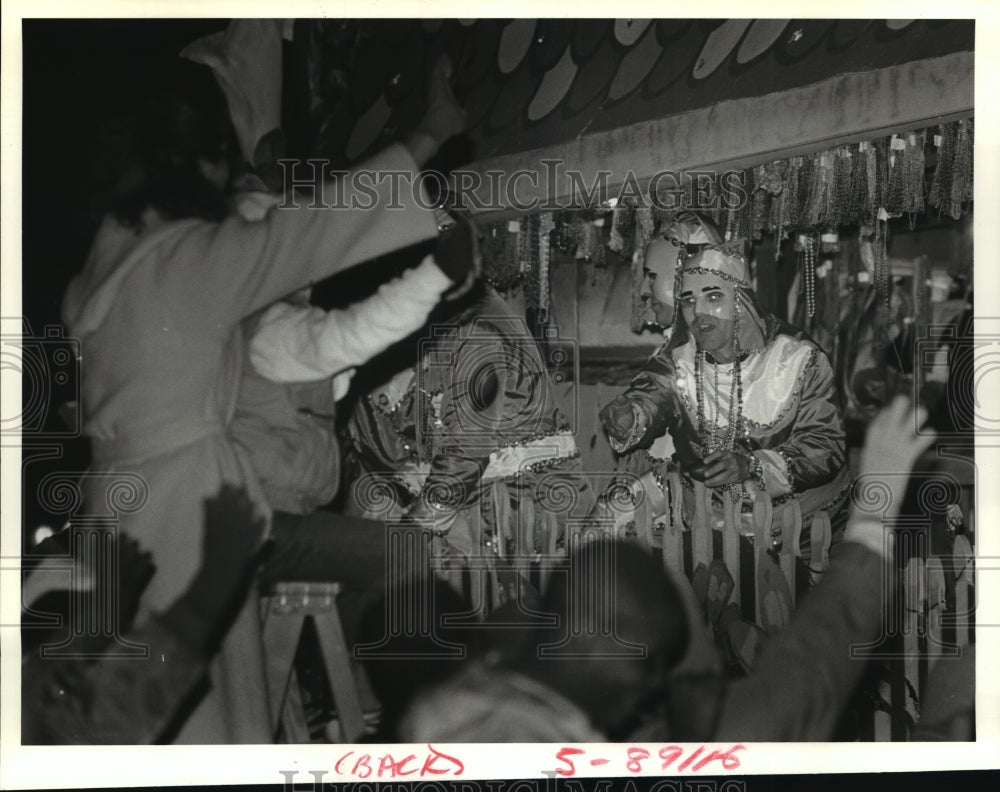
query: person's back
62 67 451 742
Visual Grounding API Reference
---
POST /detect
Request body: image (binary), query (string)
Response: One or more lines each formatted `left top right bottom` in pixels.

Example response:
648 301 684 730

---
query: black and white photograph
1 2 996 787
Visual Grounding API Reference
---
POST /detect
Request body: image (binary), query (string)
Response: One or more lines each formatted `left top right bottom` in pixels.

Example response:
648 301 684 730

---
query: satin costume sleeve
417 333 507 509
600 344 682 453
757 347 847 496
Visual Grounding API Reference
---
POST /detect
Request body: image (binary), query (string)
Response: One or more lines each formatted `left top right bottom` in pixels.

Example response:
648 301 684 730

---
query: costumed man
599 235 851 648
607 213 724 507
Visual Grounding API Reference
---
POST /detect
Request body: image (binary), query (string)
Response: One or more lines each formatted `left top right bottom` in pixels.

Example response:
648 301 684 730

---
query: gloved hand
404 56 468 168
434 209 482 300
600 395 637 443
414 56 467 153
700 449 752 487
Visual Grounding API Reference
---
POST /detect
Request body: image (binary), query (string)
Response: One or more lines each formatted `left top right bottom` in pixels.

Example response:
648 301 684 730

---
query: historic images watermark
277 160 749 214
0 318 81 439
277 773 749 790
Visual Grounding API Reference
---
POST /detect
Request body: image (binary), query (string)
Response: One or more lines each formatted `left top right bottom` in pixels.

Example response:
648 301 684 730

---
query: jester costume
601 244 851 638
346 285 593 611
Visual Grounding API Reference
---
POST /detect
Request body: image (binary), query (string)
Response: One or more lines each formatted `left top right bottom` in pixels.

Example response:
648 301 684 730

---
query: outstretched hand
405 56 467 167
600 396 637 443
421 56 467 147
846 396 937 557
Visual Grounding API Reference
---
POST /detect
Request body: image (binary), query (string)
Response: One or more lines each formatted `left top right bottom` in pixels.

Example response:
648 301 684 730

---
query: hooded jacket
61 143 437 741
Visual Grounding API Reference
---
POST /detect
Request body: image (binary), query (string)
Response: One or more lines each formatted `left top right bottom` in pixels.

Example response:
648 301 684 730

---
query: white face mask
678 272 737 356
641 238 682 327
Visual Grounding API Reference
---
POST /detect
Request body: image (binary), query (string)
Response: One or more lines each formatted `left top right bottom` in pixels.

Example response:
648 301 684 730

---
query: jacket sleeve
713 541 886 741
248 256 451 382
160 143 440 330
230 368 341 514
601 344 680 453
759 347 847 495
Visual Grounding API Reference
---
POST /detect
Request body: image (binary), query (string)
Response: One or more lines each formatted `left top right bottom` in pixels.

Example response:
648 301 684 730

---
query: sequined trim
678 471 793 511
482 431 580 482
673 342 812 435
678 266 750 287
751 346 819 433
774 447 797 494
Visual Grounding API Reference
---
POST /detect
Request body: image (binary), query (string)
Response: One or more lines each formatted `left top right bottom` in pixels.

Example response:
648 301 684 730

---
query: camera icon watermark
416 317 579 445
14 472 152 659
849 469 976 661
1 318 81 438
913 313 998 437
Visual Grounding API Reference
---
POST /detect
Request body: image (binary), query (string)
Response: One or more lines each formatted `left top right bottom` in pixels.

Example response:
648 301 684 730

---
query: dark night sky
21 19 228 329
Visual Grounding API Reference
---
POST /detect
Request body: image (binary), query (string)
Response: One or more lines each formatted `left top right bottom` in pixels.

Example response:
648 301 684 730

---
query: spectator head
516 538 690 738
86 62 236 228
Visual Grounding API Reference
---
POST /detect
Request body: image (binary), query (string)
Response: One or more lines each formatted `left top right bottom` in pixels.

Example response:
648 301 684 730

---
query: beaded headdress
679 245 751 287
663 210 725 249
668 239 768 358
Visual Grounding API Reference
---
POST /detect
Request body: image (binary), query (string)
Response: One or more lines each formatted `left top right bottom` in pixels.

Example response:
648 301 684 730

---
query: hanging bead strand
805 232 817 320
538 212 554 324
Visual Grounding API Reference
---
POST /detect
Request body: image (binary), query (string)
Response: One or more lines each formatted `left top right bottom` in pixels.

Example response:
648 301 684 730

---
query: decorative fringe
524 214 541 313
538 212 554 323
901 131 926 220
608 207 628 253
631 208 655 332
873 217 891 347
718 119 972 241
478 120 972 343
482 221 525 293
885 135 906 216
930 119 974 220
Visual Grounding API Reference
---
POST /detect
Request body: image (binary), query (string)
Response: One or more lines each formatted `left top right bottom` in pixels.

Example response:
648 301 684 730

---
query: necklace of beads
695 349 742 455
692 293 747 502
803 232 817 320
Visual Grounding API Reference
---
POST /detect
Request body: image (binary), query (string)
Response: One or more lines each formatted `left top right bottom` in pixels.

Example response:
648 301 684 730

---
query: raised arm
249 256 452 382
248 211 481 383
161 141 441 328
168 46 467 328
